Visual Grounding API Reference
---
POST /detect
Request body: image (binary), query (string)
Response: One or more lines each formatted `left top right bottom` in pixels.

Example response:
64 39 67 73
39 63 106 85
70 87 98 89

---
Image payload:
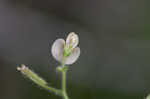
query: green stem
62 55 69 99
43 85 62 96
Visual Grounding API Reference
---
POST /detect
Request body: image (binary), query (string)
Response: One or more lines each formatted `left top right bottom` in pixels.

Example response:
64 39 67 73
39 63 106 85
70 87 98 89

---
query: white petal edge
65 47 80 65
66 32 79 49
51 39 65 63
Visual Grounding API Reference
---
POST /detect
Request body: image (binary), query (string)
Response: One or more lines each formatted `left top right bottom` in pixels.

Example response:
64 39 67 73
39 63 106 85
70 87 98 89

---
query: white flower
51 32 80 65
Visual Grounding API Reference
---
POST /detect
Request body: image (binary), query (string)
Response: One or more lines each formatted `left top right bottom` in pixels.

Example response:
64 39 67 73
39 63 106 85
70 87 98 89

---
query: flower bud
17 64 48 87
56 66 63 72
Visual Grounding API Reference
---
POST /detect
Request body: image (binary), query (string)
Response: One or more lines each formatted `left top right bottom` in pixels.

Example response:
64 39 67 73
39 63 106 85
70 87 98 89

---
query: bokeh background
0 0 149 99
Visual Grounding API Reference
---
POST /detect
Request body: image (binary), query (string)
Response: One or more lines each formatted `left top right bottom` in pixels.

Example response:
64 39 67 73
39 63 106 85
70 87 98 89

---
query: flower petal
66 32 79 49
65 47 80 65
51 39 65 62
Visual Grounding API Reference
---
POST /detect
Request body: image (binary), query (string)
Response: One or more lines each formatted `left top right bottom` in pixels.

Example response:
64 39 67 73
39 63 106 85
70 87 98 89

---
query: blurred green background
0 0 149 99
